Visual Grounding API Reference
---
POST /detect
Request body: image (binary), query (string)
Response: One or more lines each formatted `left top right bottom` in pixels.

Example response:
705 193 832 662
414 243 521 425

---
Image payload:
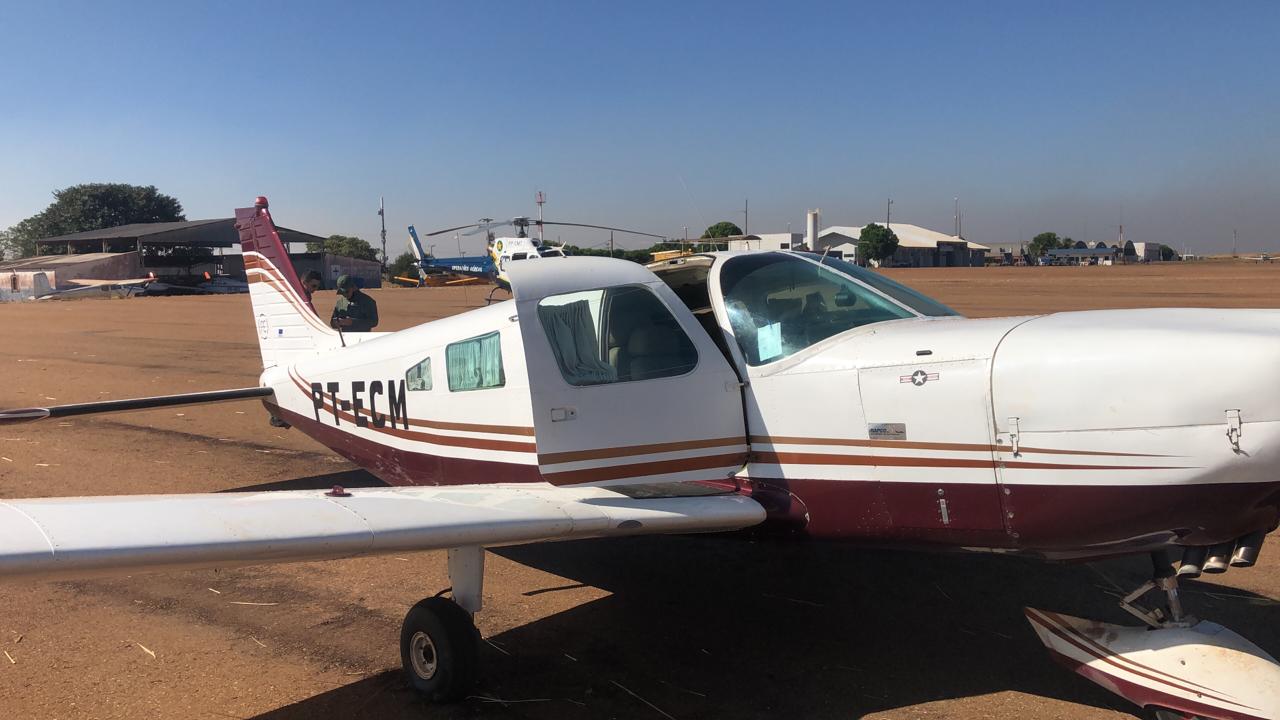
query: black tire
400 596 480 702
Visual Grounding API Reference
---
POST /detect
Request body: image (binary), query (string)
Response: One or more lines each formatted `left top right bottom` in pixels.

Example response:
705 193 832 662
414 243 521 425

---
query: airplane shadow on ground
248 530 1280 720
222 469 389 493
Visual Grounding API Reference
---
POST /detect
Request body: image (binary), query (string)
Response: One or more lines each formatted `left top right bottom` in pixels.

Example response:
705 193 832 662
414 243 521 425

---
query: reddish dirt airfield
1 260 1279 719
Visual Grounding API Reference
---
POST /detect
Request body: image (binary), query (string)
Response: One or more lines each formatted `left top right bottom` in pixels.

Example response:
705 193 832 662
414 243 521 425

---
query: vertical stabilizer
234 197 342 369
407 225 429 281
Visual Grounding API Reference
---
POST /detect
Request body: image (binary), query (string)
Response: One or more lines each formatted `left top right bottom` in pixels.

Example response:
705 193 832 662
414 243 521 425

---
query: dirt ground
1 260 1279 720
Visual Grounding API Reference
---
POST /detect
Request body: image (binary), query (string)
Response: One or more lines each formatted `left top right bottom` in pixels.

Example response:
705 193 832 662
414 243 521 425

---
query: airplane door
858 358 1006 533
509 258 749 488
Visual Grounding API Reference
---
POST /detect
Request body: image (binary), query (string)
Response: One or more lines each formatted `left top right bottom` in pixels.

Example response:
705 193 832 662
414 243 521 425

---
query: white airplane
1245 253 1274 263
3 196 1280 720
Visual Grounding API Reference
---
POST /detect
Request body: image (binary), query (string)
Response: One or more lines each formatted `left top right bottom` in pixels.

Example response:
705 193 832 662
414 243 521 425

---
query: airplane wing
0 484 764 581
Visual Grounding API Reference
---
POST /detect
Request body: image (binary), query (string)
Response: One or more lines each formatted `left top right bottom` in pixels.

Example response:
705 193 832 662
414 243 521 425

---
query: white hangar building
815 223 988 267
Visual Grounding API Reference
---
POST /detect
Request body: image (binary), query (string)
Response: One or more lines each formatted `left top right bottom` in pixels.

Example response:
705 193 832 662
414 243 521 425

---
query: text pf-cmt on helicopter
406 215 666 294
3 197 1280 719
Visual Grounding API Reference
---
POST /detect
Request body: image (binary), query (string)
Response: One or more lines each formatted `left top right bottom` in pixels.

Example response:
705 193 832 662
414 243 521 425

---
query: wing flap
0 484 764 581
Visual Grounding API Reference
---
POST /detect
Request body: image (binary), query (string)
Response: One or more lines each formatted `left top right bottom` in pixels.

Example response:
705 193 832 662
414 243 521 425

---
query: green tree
307 234 379 261
701 221 743 239
858 224 900 264
2 183 184 258
1158 244 1179 261
1028 232 1061 258
1123 240 1137 258
387 250 420 278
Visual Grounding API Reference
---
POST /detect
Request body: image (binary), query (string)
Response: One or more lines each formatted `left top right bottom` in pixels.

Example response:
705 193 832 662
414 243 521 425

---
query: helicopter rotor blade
422 222 488 237
460 220 515 237
535 221 667 240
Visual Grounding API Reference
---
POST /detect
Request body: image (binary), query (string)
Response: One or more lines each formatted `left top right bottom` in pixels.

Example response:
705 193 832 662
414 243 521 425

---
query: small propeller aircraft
1245 252 1274 263
3 196 1280 719
407 215 666 298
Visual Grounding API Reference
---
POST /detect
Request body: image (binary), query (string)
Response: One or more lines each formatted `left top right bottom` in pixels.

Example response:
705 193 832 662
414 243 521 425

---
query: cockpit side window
719 253 914 365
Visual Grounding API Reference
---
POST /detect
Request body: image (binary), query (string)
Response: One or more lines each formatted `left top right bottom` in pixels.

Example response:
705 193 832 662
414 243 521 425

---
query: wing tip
0 408 50 425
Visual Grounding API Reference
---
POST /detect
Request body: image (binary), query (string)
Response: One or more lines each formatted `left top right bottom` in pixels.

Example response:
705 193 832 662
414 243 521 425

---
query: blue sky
1 1 1277 254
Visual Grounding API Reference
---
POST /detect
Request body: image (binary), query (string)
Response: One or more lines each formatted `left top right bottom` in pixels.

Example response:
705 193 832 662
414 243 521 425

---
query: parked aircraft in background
407 216 665 297
3 197 1280 720
27 272 155 300
1245 253 1274 263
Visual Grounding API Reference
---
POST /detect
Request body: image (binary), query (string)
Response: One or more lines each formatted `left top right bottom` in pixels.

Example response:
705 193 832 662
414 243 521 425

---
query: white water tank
805 209 820 249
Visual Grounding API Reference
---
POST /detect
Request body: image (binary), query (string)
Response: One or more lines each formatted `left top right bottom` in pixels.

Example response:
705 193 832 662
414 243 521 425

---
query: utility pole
1233 228 1238 257
954 197 959 236
743 198 749 235
378 197 387 275
455 233 461 257
886 198 893 229
682 226 688 255
609 231 615 258
535 191 545 243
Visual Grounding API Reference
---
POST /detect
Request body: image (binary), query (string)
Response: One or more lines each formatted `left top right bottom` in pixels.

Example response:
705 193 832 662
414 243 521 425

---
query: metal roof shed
34 219 326 254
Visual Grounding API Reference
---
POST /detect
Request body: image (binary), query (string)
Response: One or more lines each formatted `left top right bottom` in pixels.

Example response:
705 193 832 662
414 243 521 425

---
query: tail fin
234 197 342 369
407 225 429 281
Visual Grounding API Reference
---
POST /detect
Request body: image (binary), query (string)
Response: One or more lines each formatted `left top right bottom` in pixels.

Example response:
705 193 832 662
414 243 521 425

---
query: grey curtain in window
447 332 504 390
538 300 617 386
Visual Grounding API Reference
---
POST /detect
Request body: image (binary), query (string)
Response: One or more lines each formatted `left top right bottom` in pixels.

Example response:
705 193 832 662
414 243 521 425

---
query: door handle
550 407 577 422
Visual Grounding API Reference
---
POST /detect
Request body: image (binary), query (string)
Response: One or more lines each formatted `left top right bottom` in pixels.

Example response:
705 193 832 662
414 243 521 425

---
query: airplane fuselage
258 250 1280 562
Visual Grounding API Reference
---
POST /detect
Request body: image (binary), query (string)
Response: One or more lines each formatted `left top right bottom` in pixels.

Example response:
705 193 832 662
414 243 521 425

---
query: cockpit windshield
800 253 960 318
719 253 915 366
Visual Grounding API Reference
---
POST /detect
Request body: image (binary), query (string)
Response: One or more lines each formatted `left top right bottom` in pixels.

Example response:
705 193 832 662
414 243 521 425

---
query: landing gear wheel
400 596 479 702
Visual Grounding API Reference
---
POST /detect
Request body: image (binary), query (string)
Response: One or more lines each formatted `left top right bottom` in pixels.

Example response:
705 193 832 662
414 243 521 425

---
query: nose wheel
400 595 480 701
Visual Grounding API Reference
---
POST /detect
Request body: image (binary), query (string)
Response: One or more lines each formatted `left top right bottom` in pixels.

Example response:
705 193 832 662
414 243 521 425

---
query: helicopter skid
1025 608 1280 720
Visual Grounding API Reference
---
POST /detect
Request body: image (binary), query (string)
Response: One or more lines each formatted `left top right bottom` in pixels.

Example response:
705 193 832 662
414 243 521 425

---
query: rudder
234 197 342 369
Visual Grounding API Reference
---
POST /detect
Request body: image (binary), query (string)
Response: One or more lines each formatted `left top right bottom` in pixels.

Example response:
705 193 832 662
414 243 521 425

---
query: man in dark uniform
330 275 379 332
300 270 322 313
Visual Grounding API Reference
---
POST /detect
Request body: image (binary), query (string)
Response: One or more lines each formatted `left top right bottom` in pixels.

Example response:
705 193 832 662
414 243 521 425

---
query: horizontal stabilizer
0 484 765 581
0 387 274 425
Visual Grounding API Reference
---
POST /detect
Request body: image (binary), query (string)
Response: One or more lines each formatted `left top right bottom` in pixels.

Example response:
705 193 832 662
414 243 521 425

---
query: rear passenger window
447 332 505 391
538 285 697 386
406 357 432 391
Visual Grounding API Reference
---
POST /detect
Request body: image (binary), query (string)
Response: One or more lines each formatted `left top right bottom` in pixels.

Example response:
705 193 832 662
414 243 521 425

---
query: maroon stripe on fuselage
746 476 1280 554
752 450 1188 472
286 370 537 454
272 404 542 486
750 435 1172 458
